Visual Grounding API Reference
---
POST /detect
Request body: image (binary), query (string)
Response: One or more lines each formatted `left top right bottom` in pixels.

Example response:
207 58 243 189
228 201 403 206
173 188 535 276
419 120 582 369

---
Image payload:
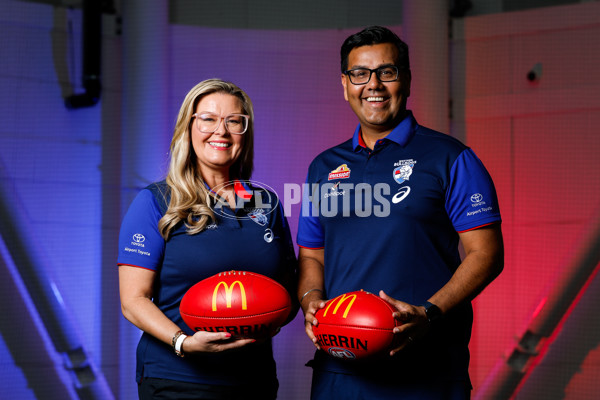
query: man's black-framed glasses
344 65 400 85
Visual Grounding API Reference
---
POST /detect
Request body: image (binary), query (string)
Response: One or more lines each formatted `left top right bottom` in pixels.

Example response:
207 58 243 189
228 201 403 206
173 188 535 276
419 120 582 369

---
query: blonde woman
118 79 297 399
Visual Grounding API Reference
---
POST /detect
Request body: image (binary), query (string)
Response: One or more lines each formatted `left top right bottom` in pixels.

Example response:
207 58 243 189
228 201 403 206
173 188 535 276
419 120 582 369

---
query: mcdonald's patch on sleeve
312 290 400 360
180 270 292 339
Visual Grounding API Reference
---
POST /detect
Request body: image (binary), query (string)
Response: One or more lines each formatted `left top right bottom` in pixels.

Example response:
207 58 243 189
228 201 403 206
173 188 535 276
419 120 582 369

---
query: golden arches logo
212 281 247 311
322 293 357 318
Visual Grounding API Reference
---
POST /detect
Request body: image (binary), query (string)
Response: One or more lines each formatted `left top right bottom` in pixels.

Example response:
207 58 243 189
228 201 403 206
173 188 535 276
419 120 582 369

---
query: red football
312 290 400 360
180 270 291 339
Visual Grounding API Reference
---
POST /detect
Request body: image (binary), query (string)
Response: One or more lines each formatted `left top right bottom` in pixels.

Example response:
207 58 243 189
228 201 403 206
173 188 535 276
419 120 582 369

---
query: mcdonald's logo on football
322 293 357 318
212 281 247 311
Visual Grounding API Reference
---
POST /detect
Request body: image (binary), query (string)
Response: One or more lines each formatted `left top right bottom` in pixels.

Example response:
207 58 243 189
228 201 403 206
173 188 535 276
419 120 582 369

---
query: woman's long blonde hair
158 79 254 239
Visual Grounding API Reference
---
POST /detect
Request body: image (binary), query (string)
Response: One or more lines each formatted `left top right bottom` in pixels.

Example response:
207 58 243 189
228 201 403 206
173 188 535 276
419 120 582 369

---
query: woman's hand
182 331 256 354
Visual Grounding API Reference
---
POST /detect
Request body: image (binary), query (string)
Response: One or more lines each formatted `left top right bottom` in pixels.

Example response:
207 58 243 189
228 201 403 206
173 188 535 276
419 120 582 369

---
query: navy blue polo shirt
118 180 296 386
297 112 501 383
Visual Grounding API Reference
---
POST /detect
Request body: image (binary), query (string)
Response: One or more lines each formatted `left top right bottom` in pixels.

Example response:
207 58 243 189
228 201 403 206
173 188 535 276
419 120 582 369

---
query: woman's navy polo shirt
118 180 297 386
297 112 501 383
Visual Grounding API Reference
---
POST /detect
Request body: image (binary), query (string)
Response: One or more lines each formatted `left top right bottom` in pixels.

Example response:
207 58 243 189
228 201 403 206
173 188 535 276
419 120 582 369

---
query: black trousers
138 377 278 400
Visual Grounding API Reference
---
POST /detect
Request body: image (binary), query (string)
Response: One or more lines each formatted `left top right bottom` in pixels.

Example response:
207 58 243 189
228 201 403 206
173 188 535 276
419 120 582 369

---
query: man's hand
303 297 327 349
379 290 430 356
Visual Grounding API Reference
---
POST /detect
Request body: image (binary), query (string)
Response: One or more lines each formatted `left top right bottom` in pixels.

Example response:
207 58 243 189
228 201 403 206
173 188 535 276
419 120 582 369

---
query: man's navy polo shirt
297 112 501 382
118 180 296 386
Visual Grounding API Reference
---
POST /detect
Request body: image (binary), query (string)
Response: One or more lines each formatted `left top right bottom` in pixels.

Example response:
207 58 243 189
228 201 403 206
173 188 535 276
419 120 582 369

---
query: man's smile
365 96 387 103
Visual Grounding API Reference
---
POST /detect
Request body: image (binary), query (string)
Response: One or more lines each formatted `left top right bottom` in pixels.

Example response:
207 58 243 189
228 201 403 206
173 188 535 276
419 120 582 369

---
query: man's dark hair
340 26 410 73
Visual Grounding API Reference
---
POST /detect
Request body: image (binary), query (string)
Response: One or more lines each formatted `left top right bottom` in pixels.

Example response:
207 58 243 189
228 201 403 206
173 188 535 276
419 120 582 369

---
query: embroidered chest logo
247 208 268 226
392 159 416 184
328 164 351 181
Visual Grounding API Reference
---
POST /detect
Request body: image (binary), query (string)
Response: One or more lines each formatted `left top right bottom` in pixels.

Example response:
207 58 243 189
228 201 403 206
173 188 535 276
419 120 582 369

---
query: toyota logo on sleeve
132 233 145 243
470 193 483 203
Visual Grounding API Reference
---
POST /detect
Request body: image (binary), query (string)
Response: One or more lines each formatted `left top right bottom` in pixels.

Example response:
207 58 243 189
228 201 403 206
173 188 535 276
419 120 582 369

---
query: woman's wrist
172 330 188 357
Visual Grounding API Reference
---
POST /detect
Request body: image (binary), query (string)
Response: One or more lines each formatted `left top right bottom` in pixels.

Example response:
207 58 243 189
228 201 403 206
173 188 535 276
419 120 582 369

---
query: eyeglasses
192 112 249 135
343 65 400 85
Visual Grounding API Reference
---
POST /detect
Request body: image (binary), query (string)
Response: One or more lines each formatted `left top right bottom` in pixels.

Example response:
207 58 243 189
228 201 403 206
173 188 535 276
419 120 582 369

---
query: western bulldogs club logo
392 159 416 184
247 208 268 226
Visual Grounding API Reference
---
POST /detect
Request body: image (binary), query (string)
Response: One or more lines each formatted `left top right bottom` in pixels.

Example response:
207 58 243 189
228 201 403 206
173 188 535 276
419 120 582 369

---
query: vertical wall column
119 2 170 398
402 0 449 134
121 0 170 194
